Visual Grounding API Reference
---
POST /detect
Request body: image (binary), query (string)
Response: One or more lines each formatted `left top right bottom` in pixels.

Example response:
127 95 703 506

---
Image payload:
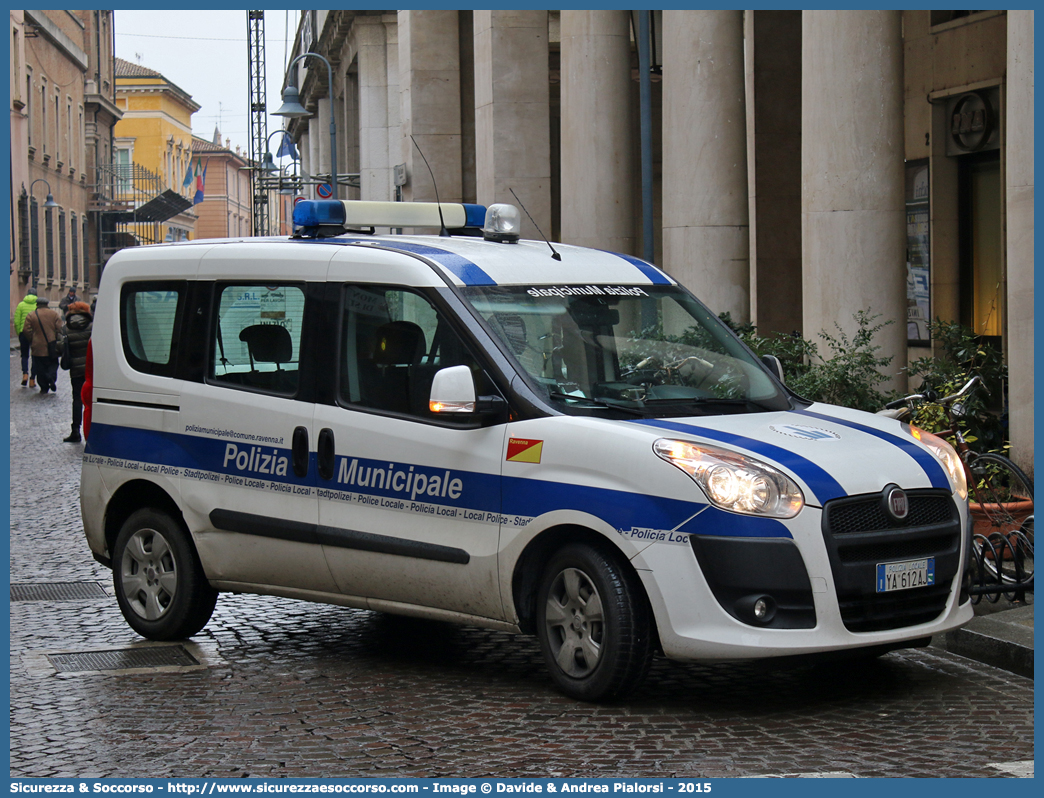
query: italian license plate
876 557 935 592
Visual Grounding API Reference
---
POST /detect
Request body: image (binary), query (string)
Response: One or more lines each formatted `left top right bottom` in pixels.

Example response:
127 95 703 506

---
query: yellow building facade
113 57 198 243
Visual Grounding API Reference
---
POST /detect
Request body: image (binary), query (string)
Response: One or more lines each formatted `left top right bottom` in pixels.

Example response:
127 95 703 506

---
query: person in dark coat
61 301 93 443
59 286 78 312
22 295 63 395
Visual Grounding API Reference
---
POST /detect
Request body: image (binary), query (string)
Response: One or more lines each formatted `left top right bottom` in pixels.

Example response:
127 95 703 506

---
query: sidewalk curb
944 604 1034 679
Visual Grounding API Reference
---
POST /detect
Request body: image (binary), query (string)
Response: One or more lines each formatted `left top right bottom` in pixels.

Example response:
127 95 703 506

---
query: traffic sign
316 183 333 199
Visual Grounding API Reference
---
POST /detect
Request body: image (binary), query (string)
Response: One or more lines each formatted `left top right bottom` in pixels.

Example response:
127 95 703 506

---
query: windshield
461 284 791 417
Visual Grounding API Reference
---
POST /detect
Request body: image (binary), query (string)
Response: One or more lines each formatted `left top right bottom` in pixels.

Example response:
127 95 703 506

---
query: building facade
191 132 253 240
280 9 1033 473
10 9 121 319
111 56 199 250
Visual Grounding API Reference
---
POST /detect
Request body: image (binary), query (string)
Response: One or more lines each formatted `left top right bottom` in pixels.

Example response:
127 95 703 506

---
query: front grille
828 494 953 534
837 533 956 564
822 488 962 633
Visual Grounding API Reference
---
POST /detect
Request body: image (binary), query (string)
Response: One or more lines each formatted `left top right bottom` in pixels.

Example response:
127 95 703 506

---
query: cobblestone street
8 352 1034 779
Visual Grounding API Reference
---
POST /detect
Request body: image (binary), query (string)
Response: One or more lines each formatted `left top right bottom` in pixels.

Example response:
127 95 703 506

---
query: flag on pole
181 159 194 188
193 159 208 205
275 132 298 160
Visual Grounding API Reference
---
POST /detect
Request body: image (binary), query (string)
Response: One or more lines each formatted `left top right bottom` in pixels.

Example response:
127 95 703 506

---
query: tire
536 542 653 702
967 453 1034 585
112 509 217 640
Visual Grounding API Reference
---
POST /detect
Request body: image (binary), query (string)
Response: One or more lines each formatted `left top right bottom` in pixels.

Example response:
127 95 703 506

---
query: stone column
1006 10 1034 475
560 10 633 252
802 11 906 391
356 17 393 201
474 10 551 238
746 11 802 335
398 10 462 204
662 10 750 320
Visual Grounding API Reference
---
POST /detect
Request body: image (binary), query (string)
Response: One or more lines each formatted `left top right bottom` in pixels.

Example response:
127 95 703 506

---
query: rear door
176 244 339 594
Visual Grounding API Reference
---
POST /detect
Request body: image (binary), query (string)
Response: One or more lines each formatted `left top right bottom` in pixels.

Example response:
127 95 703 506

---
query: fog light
735 594 776 626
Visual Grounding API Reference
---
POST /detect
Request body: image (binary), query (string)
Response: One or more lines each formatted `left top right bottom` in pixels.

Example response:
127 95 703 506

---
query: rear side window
120 283 185 377
210 283 306 395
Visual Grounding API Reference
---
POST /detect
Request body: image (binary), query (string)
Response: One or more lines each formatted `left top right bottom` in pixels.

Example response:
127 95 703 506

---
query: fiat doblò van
80 200 973 700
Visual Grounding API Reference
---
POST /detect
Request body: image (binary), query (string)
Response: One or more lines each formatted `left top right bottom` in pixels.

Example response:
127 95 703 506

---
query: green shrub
905 319 1007 452
722 310 896 413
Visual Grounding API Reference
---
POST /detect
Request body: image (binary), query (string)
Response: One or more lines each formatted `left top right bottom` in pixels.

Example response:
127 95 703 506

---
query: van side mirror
429 365 476 413
761 354 784 384
430 365 505 416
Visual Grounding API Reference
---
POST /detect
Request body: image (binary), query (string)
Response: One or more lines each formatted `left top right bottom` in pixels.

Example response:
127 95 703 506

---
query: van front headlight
906 425 968 500
653 438 804 518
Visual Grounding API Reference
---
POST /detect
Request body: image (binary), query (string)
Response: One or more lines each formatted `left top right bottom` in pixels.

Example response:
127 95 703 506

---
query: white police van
80 199 973 700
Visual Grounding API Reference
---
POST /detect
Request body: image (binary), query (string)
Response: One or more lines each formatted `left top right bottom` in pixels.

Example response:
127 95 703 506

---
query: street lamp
261 129 294 175
29 178 59 209
278 162 300 196
273 52 337 199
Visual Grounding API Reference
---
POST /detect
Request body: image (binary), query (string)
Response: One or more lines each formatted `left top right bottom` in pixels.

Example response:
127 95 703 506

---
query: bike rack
966 516 1034 604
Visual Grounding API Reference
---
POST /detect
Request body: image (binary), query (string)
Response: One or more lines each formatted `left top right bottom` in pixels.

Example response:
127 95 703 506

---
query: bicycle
880 376 1033 600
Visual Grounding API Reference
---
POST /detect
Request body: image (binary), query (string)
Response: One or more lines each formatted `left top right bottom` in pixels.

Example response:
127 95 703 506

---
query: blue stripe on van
85 423 789 538
502 477 791 538
627 418 847 505
379 242 497 286
792 408 951 490
607 252 673 285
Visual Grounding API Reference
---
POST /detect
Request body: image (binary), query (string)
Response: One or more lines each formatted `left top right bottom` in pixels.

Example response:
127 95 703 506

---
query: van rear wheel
112 509 217 640
536 543 653 701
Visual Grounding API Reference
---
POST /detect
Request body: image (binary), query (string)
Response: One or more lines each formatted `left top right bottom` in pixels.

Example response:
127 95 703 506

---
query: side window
340 285 489 420
121 283 184 377
210 284 305 395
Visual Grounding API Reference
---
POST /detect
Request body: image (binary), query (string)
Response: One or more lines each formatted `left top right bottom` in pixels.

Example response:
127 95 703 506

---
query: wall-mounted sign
945 87 1000 156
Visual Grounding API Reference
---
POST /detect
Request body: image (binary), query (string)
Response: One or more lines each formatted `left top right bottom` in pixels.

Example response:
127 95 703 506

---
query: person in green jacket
13 287 38 387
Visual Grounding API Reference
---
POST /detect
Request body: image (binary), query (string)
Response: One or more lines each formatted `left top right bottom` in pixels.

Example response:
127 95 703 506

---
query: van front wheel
536 543 653 701
112 509 217 640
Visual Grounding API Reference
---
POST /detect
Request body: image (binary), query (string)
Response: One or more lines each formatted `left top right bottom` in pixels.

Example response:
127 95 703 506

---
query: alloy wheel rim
544 567 604 677
121 528 177 620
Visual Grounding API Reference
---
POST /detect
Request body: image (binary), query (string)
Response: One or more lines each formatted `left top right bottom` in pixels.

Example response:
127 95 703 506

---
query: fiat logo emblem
883 485 909 522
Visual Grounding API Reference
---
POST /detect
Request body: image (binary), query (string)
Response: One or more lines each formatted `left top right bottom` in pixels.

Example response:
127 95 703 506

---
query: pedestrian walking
22 295 63 394
60 301 93 443
59 286 79 313
13 286 38 387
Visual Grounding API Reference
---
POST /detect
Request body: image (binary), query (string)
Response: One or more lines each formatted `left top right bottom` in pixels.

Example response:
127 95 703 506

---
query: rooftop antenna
509 187 560 261
410 134 449 237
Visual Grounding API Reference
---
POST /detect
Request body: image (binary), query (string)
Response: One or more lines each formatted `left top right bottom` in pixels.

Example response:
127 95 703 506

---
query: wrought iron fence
966 517 1034 604
93 161 167 261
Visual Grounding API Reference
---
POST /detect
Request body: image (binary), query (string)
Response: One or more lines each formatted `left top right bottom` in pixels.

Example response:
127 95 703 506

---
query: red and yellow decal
506 438 543 464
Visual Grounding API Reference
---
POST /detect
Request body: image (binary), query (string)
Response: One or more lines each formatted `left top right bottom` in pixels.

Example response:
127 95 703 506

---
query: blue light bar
291 199 490 238
463 203 486 229
293 200 346 229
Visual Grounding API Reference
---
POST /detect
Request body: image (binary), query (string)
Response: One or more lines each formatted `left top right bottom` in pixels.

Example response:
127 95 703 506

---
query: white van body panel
81 226 974 677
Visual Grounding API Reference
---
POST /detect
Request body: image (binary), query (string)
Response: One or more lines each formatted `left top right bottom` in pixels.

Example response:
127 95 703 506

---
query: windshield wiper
643 396 775 412
548 392 648 416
